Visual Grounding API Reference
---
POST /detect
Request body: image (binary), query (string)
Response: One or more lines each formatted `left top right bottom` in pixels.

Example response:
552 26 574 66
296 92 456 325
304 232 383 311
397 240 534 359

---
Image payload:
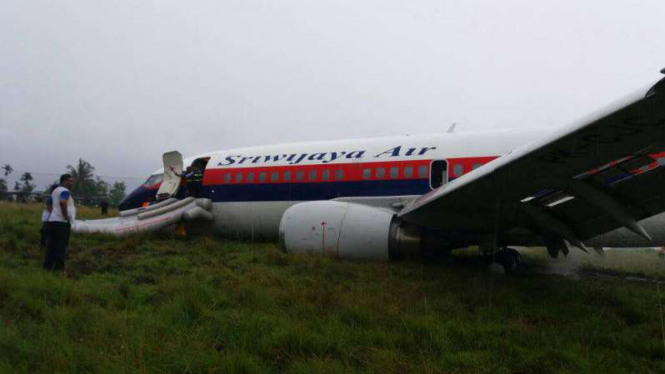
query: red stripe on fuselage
203 156 499 186
143 183 161 191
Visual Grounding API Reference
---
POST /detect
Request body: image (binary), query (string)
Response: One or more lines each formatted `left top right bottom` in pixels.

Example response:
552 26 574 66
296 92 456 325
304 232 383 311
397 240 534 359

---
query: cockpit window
144 174 163 187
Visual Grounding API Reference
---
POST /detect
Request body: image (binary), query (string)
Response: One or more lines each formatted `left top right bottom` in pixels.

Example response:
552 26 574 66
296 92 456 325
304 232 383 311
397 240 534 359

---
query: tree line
0 159 126 206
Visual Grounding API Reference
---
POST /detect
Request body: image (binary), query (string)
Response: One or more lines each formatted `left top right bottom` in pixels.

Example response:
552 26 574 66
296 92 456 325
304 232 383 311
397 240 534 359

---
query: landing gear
490 247 523 273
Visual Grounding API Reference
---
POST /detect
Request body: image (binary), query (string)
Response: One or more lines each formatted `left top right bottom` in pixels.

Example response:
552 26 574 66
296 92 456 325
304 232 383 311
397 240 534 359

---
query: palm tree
67 159 96 199
2 164 12 177
19 172 35 193
0 179 7 200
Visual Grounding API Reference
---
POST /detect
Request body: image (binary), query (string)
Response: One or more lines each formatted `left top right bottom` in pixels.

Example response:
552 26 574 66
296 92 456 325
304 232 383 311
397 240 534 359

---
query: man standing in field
100 198 109 216
44 174 76 272
39 184 57 248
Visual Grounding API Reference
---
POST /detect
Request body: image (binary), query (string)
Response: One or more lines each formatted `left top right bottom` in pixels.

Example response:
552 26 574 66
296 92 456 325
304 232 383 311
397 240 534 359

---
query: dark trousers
188 183 201 198
39 222 50 247
44 222 70 272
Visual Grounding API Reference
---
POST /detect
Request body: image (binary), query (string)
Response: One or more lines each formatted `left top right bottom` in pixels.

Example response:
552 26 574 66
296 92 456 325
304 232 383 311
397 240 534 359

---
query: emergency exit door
429 160 448 189
157 151 183 199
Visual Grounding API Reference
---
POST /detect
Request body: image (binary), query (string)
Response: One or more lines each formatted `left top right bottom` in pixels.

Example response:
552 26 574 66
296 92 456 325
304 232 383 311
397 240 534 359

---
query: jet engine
278 201 426 260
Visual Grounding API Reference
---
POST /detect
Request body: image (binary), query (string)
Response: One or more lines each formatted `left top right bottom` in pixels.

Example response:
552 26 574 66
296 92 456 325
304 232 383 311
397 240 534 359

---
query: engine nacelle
279 201 423 260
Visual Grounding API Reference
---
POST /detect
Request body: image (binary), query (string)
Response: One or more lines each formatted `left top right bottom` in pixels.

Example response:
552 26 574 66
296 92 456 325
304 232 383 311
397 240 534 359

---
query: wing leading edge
399 74 665 251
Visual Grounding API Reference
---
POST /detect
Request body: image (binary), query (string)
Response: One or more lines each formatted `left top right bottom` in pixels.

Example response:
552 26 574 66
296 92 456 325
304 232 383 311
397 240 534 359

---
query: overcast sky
1 0 664 191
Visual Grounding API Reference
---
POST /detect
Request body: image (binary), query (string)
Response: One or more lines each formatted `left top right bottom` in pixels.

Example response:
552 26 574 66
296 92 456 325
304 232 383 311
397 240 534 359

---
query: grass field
1 202 665 373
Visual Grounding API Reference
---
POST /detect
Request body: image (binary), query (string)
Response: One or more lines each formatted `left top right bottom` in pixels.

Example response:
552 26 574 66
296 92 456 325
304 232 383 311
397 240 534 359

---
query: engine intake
279 201 424 260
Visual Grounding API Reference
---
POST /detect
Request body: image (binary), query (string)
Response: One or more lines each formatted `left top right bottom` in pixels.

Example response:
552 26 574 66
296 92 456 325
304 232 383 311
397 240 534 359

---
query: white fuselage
128 129 665 248
175 130 546 239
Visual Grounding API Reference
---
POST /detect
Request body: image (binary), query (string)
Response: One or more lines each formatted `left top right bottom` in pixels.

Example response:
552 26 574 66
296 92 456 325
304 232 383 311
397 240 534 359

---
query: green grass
519 246 665 281
1 202 665 373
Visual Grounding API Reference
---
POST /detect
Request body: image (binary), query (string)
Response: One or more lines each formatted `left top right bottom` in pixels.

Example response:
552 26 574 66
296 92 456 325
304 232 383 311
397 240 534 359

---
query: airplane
81 70 665 271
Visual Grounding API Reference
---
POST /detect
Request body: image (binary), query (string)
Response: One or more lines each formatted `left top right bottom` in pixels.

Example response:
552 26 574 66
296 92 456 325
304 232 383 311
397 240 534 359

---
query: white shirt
41 209 50 223
49 186 76 223
41 195 53 223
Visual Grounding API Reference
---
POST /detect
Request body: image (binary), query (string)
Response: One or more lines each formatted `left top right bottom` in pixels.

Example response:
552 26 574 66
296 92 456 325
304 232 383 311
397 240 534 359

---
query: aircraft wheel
494 247 522 273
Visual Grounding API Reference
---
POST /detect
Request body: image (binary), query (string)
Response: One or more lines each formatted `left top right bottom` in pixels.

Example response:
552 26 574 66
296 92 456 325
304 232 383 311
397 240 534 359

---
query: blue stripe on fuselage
203 179 432 202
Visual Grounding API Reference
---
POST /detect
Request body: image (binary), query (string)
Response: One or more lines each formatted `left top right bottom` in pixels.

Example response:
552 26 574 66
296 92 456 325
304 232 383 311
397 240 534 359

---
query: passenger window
453 164 464 176
224 174 231 184
389 167 399 179
259 172 267 182
284 171 292 181
362 168 371 180
308 170 317 181
335 169 344 180
404 166 413 178
235 173 243 183
322 169 330 180
296 171 304 181
472 163 482 170
246 172 255 183
271 172 279 182
418 165 428 178
376 167 385 179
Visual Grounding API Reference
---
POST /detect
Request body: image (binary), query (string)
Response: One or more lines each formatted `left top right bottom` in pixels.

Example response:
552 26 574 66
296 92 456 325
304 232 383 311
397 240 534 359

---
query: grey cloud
1 0 664 191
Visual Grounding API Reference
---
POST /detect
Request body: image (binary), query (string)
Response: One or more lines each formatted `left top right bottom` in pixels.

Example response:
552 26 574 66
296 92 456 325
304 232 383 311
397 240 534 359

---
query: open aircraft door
156 151 183 200
429 160 449 190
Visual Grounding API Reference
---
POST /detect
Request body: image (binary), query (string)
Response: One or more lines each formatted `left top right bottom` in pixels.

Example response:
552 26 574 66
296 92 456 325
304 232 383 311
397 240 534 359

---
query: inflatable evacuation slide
72 151 213 236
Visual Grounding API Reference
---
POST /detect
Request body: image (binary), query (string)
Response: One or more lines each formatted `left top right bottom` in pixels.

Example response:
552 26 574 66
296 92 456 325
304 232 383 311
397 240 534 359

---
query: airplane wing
399 75 665 251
